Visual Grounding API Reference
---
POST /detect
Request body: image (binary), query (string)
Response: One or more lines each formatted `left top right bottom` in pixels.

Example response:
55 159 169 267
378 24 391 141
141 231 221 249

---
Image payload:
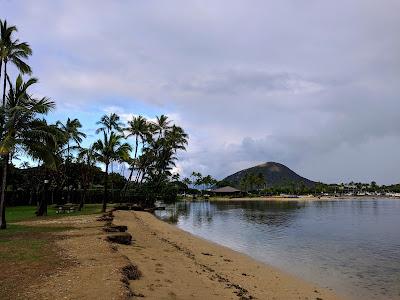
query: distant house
211 186 242 196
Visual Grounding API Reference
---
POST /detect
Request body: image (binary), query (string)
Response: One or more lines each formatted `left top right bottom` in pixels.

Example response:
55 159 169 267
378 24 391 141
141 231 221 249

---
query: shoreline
198 195 400 202
114 210 342 299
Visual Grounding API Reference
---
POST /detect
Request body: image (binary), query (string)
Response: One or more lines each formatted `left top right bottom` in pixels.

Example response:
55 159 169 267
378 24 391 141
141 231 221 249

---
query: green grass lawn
5 203 103 223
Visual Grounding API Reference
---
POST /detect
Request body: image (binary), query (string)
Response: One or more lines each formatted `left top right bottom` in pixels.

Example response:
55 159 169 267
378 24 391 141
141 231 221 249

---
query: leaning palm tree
0 75 56 229
0 19 32 106
96 113 123 135
124 116 149 186
92 132 131 212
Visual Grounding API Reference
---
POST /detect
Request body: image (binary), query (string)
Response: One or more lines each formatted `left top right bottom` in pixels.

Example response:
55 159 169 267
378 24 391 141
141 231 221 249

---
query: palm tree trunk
66 142 71 202
79 185 87 211
0 154 9 229
102 163 109 212
0 60 2 98
122 135 139 198
2 62 7 107
36 181 48 216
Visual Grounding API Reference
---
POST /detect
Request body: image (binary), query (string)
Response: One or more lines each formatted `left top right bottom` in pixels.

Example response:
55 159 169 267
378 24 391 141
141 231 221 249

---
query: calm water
155 199 400 299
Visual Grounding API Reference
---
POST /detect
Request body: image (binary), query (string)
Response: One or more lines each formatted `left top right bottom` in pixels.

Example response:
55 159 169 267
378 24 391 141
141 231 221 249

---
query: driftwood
106 232 132 245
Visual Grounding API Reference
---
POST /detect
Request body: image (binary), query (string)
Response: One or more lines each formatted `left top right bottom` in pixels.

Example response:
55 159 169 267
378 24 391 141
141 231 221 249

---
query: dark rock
103 225 128 233
106 232 132 245
96 214 114 222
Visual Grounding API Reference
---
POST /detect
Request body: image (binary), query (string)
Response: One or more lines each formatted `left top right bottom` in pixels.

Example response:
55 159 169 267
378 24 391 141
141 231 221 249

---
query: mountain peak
223 162 315 188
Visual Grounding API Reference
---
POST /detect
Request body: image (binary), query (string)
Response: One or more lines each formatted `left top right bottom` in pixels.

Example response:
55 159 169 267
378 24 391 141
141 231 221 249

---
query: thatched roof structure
212 186 241 193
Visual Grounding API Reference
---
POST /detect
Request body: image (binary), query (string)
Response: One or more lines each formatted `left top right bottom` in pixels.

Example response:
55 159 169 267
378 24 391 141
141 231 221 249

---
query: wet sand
114 210 342 300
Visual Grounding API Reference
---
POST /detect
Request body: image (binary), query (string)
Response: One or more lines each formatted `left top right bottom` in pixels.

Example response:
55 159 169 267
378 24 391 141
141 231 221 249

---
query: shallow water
155 199 400 299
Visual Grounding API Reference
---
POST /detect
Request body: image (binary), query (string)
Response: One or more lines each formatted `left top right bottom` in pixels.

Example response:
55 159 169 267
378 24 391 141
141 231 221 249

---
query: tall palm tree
165 125 188 152
0 19 32 106
93 132 131 212
154 114 171 139
0 75 56 229
56 118 86 160
96 113 123 135
56 118 86 202
124 116 148 184
77 146 96 210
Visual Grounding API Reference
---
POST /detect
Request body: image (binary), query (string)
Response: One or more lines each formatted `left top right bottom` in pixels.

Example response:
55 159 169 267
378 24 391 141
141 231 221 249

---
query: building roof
212 186 241 193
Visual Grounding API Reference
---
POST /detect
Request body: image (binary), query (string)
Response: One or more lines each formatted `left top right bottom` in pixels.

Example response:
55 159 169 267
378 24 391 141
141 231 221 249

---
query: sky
2 0 400 184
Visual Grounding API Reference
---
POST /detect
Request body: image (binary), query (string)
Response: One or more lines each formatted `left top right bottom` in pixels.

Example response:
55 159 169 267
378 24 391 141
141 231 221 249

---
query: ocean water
155 199 400 299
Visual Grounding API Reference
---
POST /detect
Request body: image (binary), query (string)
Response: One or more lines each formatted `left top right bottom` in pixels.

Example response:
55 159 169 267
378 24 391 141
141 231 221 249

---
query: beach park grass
0 204 103 299
5 204 104 223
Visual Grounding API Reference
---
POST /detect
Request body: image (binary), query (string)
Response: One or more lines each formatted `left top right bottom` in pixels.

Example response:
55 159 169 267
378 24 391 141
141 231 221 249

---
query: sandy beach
16 210 343 299
114 210 341 300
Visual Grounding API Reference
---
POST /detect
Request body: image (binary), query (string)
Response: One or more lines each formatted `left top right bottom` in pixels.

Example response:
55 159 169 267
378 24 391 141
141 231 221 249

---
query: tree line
0 19 188 229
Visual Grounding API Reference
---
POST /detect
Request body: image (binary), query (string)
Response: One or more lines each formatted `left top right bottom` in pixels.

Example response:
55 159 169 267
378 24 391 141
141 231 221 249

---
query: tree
131 120 188 206
154 114 171 138
77 146 96 210
93 131 131 212
182 177 192 186
201 175 217 191
191 172 202 190
56 118 86 160
0 19 32 106
96 113 123 134
56 118 86 202
0 75 56 228
124 115 149 189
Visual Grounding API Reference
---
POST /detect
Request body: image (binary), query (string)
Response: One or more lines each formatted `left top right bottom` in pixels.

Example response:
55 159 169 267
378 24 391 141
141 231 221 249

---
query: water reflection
155 199 400 300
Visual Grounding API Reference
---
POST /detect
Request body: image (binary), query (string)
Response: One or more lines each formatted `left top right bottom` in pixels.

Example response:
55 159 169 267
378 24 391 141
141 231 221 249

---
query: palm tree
124 116 148 186
154 114 171 139
0 19 32 106
93 132 131 212
56 118 86 160
96 113 123 135
56 118 86 202
165 125 188 152
77 146 96 210
0 75 56 229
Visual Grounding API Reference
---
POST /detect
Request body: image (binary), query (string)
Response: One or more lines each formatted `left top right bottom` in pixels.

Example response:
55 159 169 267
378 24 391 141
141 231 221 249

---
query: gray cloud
175 69 324 95
3 0 400 184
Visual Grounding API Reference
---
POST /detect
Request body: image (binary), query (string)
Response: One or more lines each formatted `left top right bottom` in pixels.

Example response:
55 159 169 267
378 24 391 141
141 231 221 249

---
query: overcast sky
3 0 400 184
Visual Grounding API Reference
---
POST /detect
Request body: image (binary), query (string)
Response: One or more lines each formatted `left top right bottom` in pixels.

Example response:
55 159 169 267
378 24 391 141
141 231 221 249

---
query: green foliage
240 172 265 192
